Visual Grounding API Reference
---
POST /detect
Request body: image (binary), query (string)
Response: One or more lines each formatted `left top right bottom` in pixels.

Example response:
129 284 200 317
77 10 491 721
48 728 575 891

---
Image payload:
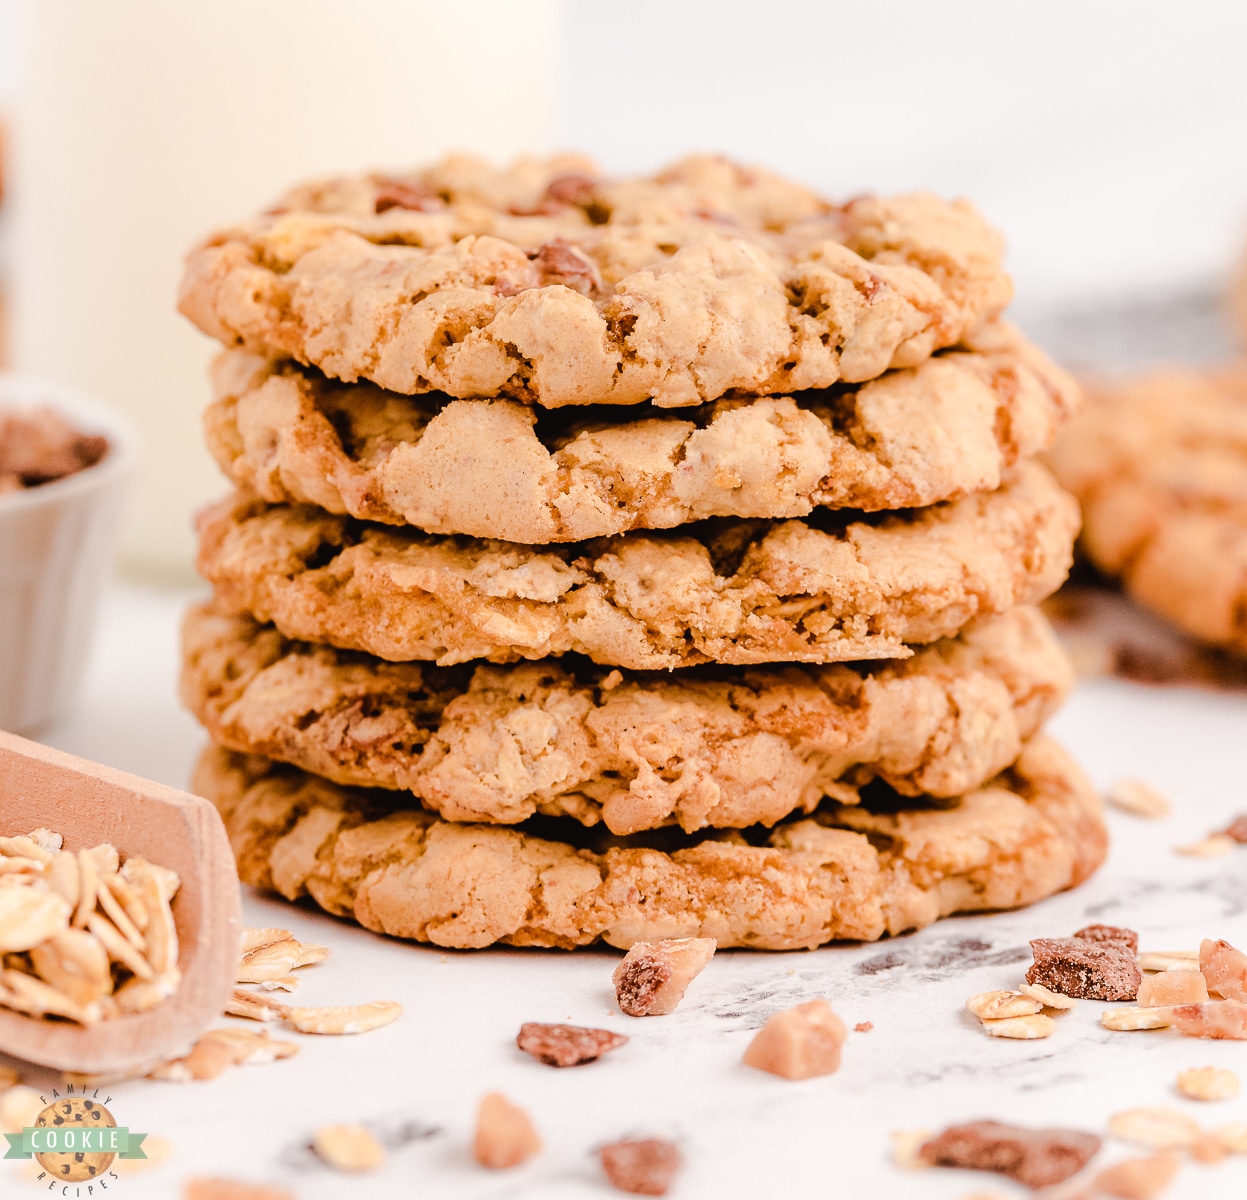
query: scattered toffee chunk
919 1120 1101 1189
1027 937 1140 1001
516 1022 627 1068
1223 815 1247 844
599 1138 682 1196
1072 923 1139 954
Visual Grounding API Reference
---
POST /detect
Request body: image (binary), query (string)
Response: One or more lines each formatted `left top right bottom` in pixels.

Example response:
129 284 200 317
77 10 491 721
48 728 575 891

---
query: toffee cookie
193 735 1106 951
1048 366 1247 654
205 321 1078 542
195 460 1079 670
181 603 1073 834
178 155 1011 407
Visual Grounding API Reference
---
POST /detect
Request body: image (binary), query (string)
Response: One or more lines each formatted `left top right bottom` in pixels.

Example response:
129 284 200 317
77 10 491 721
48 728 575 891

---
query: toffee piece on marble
1026 936 1140 1002
919 1119 1101 1189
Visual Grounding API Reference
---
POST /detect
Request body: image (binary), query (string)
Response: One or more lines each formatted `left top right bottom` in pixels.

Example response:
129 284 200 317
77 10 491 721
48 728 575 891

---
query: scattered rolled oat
599 1138 681 1196
1019 982 1077 1011
1027 936 1140 1001
286 1000 402 1035
148 1027 298 1082
225 988 290 1022
1092 1152 1181 1200
854 1021 873 1033
1175 834 1235 858
314 1123 385 1172
919 1120 1101 1189
1168 1000 1247 1040
1176 1066 1239 1102
183 1180 294 1200
1100 1006 1174 1032
1108 1107 1200 1151
890 1128 932 1170
1138 950 1201 973
1200 938 1247 1001
966 990 1042 1020
1214 1122 1247 1153
1223 814 1247 843
982 1013 1056 1040
473 1092 540 1170
1074 924 1139 953
0 832 180 1024
516 1022 627 1068
742 999 847 1080
613 937 715 1017
1105 779 1173 819
1137 971 1208 1007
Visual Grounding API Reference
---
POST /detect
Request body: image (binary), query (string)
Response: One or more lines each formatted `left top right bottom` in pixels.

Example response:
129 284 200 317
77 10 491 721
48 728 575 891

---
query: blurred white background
0 0 1245 577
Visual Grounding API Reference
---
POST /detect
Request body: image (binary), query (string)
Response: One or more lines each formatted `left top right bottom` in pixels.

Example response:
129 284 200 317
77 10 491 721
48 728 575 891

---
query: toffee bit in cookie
1224 814 1247 843
613 938 715 1017
1176 1066 1239 1102
372 179 444 214
1092 1152 1181 1200
516 1022 627 1068
1136 971 1208 1007
1167 1000 1247 1040
1105 779 1173 819
742 999 846 1080
599 1138 681 1196
1073 924 1139 954
918 1120 1101 1189
1200 938 1247 1001
472 1093 540 1170
1026 937 1141 1001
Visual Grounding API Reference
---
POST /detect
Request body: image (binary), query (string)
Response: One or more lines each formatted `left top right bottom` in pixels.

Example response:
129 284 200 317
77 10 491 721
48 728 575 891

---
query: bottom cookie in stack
192 735 1105 953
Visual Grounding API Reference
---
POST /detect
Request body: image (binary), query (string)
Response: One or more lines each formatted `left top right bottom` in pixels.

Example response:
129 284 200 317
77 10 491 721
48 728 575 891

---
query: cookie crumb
1137 971 1208 1007
599 1138 681 1196
1105 779 1172 819
473 1093 540 1170
854 1021 873 1033
919 1120 1101 1188
516 1022 627 1068
613 938 715 1017
1092 1151 1181 1199
1027 936 1140 1001
1108 1108 1200 1151
314 1124 385 1172
1176 1066 1239 1102
1200 938 1247 1001
742 999 846 1080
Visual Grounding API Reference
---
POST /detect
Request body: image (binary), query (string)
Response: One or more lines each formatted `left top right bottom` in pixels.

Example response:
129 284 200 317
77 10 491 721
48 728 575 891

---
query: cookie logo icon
33 1097 117 1182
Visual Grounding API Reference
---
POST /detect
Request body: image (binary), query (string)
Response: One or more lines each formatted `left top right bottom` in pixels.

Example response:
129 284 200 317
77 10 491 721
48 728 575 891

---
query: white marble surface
4 581 1247 1198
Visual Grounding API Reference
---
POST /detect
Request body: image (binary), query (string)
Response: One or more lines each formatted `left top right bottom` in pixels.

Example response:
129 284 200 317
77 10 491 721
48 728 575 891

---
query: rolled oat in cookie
178 155 1011 410
599 1137 681 1196
193 734 1106 952
194 460 1078 670
1026 937 1141 1001
613 938 715 1016
203 321 1078 542
181 601 1072 834
918 1119 1101 1188
516 1022 627 1067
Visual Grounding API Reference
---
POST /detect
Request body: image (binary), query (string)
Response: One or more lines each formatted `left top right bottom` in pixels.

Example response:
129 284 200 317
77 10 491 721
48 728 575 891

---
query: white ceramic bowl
0 375 137 734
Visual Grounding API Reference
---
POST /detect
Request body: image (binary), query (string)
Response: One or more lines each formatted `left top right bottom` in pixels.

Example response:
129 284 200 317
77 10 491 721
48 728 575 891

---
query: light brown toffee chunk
193 735 1106 952
203 322 1077 542
473 1092 540 1169
178 154 1011 409
195 461 1078 670
181 603 1072 834
613 938 716 1015
742 999 847 1079
1048 366 1247 653
599 1138 681 1196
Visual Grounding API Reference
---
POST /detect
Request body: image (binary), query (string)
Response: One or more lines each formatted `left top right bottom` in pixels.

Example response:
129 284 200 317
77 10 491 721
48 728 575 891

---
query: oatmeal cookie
204 322 1077 542
195 461 1078 670
178 154 1011 407
193 735 1106 951
180 603 1072 834
1048 366 1247 654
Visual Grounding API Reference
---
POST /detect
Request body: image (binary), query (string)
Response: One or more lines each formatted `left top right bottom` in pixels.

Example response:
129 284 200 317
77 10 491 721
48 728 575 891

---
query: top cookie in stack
179 156 1104 952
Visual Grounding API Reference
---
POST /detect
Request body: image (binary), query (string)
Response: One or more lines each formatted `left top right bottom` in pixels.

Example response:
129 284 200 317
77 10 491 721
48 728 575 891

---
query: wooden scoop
0 729 241 1074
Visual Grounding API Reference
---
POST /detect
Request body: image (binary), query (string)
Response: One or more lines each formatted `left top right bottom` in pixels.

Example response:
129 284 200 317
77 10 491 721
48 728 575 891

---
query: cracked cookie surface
195 460 1078 670
1048 365 1247 654
181 603 1072 834
178 154 1011 408
194 736 1106 951
205 321 1078 542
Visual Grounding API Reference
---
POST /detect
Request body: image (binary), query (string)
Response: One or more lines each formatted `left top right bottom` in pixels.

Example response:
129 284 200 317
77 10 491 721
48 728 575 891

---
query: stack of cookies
177 155 1106 951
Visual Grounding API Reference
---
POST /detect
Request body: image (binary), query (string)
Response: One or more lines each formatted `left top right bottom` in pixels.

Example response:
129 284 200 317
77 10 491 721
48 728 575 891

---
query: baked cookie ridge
194 460 1079 670
193 735 1106 952
204 320 1079 542
180 602 1074 834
